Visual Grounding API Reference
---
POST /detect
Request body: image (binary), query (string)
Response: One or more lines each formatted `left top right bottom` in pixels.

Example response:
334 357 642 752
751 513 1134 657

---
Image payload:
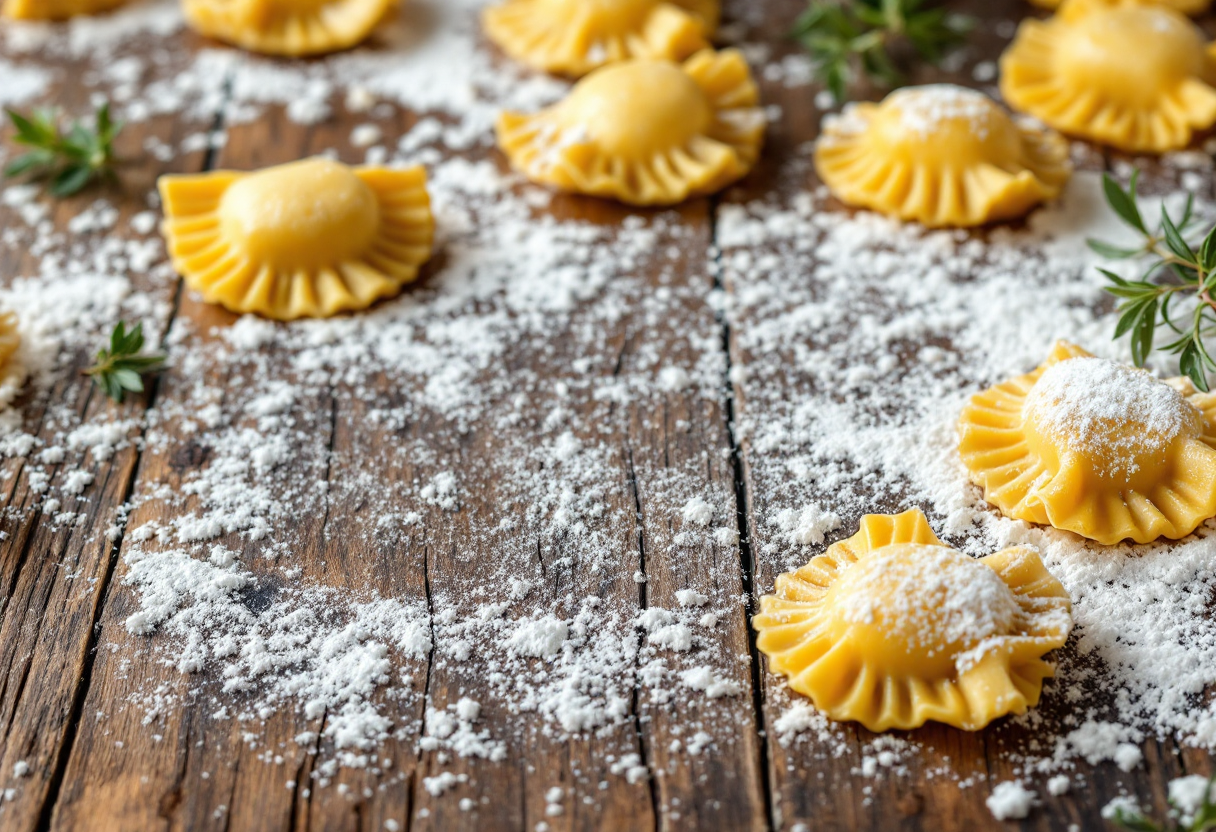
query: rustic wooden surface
0 0 1212 830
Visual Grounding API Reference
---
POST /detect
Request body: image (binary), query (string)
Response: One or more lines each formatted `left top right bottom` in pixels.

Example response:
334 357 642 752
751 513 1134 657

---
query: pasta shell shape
1030 0 1211 12
482 0 713 78
1000 0 1216 153
182 0 393 57
159 157 434 321
755 510 1072 732
959 341 1216 544
815 84 1072 228
2 0 125 18
497 49 765 206
0 311 27 405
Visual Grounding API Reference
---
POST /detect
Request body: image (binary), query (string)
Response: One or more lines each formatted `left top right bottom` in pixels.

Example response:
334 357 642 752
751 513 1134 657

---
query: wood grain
0 1 1211 830
0 44 209 832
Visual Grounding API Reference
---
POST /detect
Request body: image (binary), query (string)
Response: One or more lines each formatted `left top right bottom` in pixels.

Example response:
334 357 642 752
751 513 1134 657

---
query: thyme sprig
792 0 971 104
1108 775 1216 831
1090 171 1216 392
4 102 121 197
84 322 166 403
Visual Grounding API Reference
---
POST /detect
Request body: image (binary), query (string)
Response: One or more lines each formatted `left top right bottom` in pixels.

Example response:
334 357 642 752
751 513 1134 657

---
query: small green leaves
84 322 166 403
792 0 970 104
1095 169 1216 391
1102 171 1146 235
4 102 121 197
1160 205 1196 265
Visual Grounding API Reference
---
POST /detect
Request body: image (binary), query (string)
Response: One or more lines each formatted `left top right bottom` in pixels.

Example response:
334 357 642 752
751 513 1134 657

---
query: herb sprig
1108 775 1216 831
84 323 166 403
792 0 971 103
4 103 121 197
1090 172 1216 392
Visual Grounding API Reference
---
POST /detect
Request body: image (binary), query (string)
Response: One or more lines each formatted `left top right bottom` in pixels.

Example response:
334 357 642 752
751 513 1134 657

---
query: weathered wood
720 1 1216 831
0 49 207 832
2 1 1214 830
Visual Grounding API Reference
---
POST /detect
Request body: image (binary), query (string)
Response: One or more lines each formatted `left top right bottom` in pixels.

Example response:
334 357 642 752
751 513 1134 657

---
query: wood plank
48 35 767 832
719 0 1216 830
0 36 208 831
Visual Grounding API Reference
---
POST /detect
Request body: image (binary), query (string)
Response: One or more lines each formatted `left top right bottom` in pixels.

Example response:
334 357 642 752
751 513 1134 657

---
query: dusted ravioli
482 0 716 78
754 510 1072 733
1028 0 1210 13
959 342 1216 545
497 49 764 206
815 85 1071 228
0 311 26 405
159 158 434 321
1001 0 1216 153
182 0 393 57
2 0 126 19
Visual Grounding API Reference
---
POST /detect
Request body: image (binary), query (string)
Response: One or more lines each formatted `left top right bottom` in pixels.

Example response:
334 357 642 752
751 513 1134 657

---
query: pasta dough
815 84 1071 228
0 311 27 405
1028 0 1210 13
497 49 764 206
958 342 1216 544
1001 0 1216 153
754 510 1072 732
159 157 434 321
182 0 394 57
482 0 717 78
2 0 126 19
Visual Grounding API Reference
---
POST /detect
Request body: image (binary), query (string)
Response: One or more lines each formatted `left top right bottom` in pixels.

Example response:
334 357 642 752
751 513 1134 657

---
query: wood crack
29 64 236 832
709 191 777 832
623 444 660 831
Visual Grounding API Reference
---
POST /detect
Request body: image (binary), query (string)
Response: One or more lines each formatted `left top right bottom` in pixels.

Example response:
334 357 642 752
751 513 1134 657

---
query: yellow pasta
754 510 1072 732
482 0 717 78
0 311 27 404
1001 0 1216 153
1028 0 1210 13
159 157 434 321
497 49 764 206
2 0 126 19
814 84 1071 228
182 0 394 57
959 342 1216 545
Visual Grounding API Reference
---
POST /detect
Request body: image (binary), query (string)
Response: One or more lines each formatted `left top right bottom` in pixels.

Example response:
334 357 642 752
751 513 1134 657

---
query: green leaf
1088 238 1144 260
1200 225 1216 272
1161 204 1197 264
1102 171 1147 235
84 321 166 403
1113 302 1145 339
1180 340 1210 392
1179 191 1196 230
794 0 969 103
49 164 94 197
3 101 121 198
1130 298 1157 367
111 368 144 392
4 151 51 179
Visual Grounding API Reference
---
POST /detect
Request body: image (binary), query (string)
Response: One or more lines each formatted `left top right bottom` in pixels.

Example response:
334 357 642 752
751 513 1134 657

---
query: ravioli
958 342 1216 545
159 158 434 321
482 0 717 78
182 0 393 57
754 510 1072 732
814 84 1072 228
2 0 126 19
0 311 26 405
1001 0 1216 153
1028 0 1210 13
497 49 764 206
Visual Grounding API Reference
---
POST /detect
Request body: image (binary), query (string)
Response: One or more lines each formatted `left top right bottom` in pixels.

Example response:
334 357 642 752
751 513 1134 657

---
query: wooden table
0 0 1211 830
